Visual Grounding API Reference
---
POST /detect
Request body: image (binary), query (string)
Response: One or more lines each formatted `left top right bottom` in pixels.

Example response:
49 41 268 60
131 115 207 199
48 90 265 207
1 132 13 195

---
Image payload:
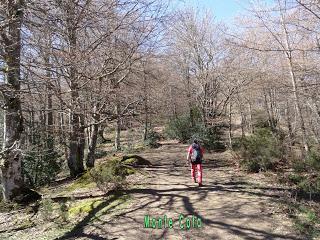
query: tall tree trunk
237 94 245 138
86 124 99 168
68 111 85 177
58 110 68 160
115 102 121 151
263 89 273 130
0 1 31 202
287 56 309 153
286 100 295 146
143 104 148 141
78 115 85 165
143 70 148 141
240 112 245 138
247 101 253 134
44 49 54 152
268 88 277 130
280 11 309 154
98 125 108 143
307 107 319 145
228 101 233 149
202 83 208 127
186 66 194 127
86 105 100 168
67 4 84 177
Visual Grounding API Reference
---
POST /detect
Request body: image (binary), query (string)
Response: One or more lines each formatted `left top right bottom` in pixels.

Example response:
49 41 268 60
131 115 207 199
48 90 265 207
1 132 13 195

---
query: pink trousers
191 164 202 184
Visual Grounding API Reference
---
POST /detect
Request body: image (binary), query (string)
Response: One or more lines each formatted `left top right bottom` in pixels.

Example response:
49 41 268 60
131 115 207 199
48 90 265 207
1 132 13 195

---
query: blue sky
172 0 251 23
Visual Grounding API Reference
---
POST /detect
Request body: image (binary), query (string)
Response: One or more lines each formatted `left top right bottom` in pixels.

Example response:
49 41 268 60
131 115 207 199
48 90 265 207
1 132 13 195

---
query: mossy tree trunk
68 110 85 177
0 0 31 202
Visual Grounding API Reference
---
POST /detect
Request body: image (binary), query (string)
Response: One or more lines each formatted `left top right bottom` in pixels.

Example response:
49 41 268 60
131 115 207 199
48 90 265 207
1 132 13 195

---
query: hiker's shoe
198 183 203 187
193 178 197 183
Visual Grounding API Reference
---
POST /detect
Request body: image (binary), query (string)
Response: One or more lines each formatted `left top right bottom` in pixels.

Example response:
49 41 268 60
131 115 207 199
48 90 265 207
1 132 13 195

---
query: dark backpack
191 143 202 163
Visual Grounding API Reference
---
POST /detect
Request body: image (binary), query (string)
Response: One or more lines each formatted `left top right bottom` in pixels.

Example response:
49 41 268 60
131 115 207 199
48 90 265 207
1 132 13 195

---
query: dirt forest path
78 141 302 240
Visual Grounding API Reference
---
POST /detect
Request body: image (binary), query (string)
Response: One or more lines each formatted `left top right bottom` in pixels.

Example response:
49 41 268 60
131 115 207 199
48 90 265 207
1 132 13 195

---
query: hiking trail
0 141 302 240
78 141 300 240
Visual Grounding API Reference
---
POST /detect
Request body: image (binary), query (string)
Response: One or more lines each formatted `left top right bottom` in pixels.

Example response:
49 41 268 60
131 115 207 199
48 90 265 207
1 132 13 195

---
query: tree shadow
118 184 302 240
54 192 123 240
55 178 301 239
51 144 303 240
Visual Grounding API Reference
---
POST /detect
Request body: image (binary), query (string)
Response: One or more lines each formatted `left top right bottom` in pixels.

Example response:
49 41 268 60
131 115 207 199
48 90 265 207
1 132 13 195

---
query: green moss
66 172 96 192
68 198 104 217
68 194 131 219
122 157 136 165
96 157 137 177
0 201 16 212
134 143 145 151
94 194 131 219
18 218 35 230
121 155 152 166
126 168 136 175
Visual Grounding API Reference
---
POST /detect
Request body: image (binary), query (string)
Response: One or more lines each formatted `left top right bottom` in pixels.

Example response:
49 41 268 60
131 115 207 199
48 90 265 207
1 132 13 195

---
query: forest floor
0 140 307 240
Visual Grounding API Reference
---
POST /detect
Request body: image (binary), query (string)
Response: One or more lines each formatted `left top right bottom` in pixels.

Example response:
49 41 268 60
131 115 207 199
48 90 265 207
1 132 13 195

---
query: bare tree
0 0 32 202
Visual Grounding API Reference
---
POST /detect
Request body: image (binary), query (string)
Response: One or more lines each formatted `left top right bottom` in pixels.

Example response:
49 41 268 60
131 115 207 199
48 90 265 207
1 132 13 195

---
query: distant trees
227 0 320 155
168 9 226 126
163 1 320 157
166 8 253 132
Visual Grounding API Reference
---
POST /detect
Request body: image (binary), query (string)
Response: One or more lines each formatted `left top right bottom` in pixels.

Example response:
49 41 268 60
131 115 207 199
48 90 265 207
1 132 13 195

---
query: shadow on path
54 193 122 240
55 143 301 240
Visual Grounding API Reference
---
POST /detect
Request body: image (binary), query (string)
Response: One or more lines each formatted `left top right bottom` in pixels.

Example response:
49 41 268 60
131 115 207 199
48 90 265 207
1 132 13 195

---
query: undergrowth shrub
121 155 152 167
164 114 192 143
254 116 278 130
90 158 135 192
144 130 161 148
234 127 282 172
285 149 320 237
94 149 109 159
293 206 320 238
288 148 320 199
306 150 320 172
23 145 62 187
189 124 226 150
164 109 225 150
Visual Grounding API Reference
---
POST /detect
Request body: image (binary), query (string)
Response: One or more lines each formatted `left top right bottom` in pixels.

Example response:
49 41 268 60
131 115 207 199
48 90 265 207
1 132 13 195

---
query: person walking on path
187 139 204 187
